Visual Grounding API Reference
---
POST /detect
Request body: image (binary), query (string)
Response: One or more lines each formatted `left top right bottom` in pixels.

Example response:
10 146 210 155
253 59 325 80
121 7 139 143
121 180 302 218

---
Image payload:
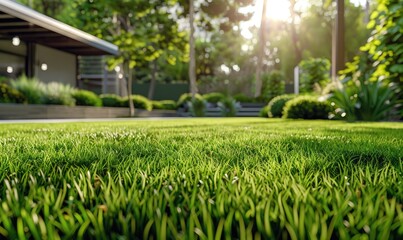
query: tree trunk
289 0 302 65
255 0 267 98
124 61 135 117
148 61 157 100
364 0 370 25
189 0 197 98
331 0 345 82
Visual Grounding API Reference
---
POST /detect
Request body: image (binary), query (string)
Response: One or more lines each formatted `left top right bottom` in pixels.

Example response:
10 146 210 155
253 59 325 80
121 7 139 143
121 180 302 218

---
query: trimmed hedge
283 96 332 119
0 83 26 104
73 90 102 107
152 100 177 110
267 94 295 118
121 95 153 111
202 92 226 103
100 94 124 107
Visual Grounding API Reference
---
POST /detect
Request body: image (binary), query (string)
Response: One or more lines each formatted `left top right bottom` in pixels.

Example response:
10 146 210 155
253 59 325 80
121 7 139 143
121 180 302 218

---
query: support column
25 42 36 78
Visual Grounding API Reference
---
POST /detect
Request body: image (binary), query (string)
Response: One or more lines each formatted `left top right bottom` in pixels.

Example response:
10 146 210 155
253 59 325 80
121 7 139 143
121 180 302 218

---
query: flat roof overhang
0 0 119 56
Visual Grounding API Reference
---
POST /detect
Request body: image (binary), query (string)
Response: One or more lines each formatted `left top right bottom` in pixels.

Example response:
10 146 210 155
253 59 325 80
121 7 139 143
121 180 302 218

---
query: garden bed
0 103 180 119
0 103 130 119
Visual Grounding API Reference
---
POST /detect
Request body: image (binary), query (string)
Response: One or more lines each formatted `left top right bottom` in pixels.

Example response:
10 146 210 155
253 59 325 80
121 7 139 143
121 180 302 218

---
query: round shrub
72 90 102 107
152 100 177 110
202 92 226 103
0 83 26 104
121 95 153 111
177 93 202 108
259 105 270 118
217 97 240 117
267 94 295 118
283 96 332 119
100 94 123 107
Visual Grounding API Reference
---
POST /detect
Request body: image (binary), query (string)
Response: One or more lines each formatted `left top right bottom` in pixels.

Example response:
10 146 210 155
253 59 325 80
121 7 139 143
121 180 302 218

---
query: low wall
135 109 178 117
0 104 130 119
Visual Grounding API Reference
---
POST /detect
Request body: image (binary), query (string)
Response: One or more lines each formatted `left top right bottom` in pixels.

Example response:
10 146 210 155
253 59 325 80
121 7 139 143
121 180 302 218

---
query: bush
10 76 46 104
121 95 153 111
188 95 207 117
0 76 8 84
100 94 124 107
259 105 270 118
331 80 396 121
177 93 202 108
332 54 399 121
217 97 240 117
0 83 26 104
262 70 285 100
283 96 332 119
72 90 102 107
361 0 402 109
202 92 226 103
233 93 255 103
298 58 331 93
152 100 177 110
42 82 76 106
267 94 295 118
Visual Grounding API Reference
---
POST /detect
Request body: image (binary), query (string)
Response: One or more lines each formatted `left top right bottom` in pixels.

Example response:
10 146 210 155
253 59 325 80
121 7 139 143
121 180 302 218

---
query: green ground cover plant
0 119 402 239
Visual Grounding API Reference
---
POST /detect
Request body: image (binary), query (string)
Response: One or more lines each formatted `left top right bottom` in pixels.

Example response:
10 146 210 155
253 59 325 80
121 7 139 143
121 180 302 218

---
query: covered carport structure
0 0 118 88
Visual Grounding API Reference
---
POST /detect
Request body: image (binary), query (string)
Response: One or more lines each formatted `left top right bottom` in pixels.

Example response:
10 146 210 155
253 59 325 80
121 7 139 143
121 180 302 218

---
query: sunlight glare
265 0 290 21
251 0 291 26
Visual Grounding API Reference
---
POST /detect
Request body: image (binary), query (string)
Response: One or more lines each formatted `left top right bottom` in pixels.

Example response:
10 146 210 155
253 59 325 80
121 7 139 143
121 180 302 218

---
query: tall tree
178 0 253 97
17 0 66 18
361 0 403 106
262 0 369 82
64 0 187 116
289 0 302 64
331 0 345 81
189 0 197 98
255 0 267 97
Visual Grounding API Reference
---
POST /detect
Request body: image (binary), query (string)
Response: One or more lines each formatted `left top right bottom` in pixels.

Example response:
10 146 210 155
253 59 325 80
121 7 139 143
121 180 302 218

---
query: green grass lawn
0 118 402 239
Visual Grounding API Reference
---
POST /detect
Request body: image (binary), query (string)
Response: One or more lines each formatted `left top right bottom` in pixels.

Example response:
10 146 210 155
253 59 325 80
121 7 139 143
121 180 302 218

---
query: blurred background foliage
15 0 402 120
